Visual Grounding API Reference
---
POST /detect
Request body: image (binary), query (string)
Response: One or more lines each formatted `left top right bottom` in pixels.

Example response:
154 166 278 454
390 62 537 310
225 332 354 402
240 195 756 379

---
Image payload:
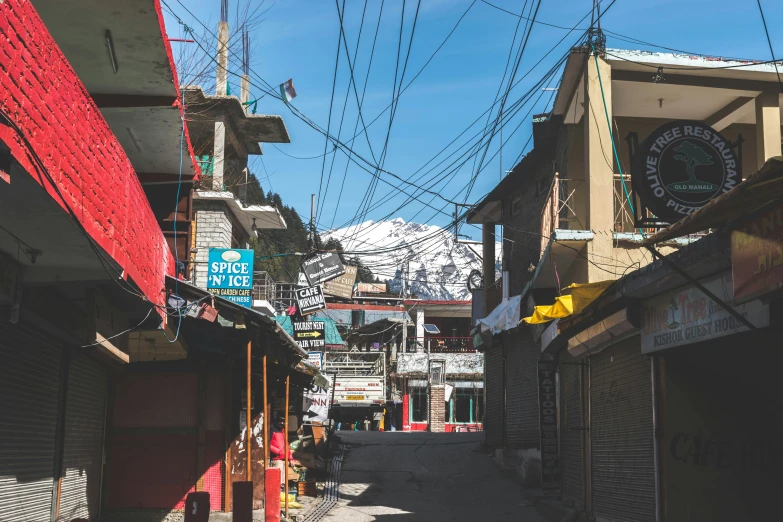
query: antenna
242 28 249 76
220 0 228 23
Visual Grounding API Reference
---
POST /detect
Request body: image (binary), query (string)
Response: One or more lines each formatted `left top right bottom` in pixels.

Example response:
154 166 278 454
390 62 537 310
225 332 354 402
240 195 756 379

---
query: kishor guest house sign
640 272 768 354
631 120 740 223
207 248 254 308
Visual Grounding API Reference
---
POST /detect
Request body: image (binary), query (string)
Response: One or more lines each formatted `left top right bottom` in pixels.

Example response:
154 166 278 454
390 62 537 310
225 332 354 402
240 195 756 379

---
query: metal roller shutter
505 329 540 446
484 341 504 447
59 352 108 521
590 337 655 522
559 351 583 508
0 322 62 522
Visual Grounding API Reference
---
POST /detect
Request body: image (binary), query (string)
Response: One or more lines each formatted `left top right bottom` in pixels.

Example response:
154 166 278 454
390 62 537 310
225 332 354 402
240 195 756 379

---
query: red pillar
265 468 281 522
402 393 410 431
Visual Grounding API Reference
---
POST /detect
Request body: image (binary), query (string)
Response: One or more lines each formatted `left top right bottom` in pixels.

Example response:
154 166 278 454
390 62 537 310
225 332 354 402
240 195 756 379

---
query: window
452 387 484 423
411 387 428 422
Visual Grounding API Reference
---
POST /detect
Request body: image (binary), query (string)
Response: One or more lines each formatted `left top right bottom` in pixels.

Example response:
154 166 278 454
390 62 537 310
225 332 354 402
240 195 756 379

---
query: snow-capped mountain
323 218 501 301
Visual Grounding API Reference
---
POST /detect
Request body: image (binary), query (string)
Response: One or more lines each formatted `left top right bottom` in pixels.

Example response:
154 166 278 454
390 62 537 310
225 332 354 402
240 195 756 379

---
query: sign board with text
731 206 783 303
323 264 357 299
307 351 323 369
295 285 326 315
538 360 560 495
640 272 769 354
292 320 325 350
302 252 345 286
302 374 333 424
207 248 254 308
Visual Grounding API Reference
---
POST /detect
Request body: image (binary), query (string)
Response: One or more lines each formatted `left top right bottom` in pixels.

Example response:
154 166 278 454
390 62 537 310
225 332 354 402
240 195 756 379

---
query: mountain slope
324 218 501 301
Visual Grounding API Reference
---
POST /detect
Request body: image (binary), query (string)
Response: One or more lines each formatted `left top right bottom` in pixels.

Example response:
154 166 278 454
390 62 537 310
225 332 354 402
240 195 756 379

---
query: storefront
402 379 483 432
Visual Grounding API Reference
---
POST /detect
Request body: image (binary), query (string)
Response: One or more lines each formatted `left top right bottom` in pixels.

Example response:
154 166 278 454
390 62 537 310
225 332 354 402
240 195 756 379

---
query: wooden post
246 338 252 482
263 355 269 467
284 374 290 518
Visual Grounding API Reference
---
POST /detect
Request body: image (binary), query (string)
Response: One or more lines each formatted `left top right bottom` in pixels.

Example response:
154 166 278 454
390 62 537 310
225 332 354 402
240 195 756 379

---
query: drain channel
301 445 344 522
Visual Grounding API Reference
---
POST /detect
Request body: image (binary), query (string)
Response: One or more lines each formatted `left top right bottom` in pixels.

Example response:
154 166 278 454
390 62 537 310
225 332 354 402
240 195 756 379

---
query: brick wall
502 117 570 297
0 0 173 307
193 201 233 288
429 385 446 433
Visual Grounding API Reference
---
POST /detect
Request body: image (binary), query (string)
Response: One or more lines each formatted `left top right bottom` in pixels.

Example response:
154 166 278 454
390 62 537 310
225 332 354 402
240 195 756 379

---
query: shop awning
643 156 783 245
522 280 615 325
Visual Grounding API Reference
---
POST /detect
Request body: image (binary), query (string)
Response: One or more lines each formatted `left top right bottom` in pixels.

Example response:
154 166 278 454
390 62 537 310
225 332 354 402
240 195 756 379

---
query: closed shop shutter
0 322 62 522
559 351 583 508
590 337 655 522
59 352 108 521
505 329 540 446
484 341 504 447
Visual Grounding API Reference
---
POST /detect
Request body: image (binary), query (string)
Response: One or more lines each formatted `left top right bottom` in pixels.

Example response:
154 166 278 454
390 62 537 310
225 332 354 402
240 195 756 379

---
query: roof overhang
194 190 287 232
166 276 307 359
183 86 290 156
32 0 198 179
403 300 472 318
643 157 783 245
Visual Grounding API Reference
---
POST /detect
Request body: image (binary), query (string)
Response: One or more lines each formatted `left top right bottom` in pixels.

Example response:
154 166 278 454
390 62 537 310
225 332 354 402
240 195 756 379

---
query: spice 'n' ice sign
295 285 326 315
207 248 254 308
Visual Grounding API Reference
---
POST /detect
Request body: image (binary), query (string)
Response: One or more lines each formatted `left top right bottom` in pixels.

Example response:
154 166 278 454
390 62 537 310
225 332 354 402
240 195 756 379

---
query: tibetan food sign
207 248 254 308
640 272 769 354
731 206 783 303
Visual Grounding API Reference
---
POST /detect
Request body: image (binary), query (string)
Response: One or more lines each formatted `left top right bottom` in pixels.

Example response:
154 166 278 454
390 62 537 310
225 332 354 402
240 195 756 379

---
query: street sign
301 252 345 286
538 360 561 496
323 265 357 299
295 285 326 316
307 351 323 369
207 248 254 308
293 320 326 349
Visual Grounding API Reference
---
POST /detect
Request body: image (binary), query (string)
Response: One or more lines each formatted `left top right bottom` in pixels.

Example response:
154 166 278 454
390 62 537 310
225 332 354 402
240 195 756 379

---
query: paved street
319 432 546 521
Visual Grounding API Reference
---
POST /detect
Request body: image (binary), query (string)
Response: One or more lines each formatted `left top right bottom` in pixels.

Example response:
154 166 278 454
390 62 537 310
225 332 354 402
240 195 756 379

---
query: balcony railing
252 271 276 302
404 337 475 353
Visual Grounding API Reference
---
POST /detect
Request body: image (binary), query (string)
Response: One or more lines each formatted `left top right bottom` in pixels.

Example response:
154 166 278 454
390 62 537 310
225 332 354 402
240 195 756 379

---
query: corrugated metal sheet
484 341 504 447
559 351 583 508
59 353 107 521
0 322 61 522
504 329 540 446
316 309 352 326
590 337 655 522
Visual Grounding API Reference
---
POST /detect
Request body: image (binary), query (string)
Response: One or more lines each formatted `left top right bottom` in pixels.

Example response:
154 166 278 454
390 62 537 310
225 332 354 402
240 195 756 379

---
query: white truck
322 351 386 424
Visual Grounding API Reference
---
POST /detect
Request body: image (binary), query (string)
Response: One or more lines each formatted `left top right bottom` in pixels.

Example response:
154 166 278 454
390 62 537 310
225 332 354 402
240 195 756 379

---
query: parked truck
322 351 386 425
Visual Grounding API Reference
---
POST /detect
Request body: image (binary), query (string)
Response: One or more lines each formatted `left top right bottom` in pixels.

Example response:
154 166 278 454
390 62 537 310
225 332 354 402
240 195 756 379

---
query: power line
755 0 783 93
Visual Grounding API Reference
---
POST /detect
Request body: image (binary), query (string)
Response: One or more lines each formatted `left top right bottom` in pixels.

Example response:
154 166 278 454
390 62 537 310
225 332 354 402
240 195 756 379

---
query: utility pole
401 261 408 353
309 194 315 251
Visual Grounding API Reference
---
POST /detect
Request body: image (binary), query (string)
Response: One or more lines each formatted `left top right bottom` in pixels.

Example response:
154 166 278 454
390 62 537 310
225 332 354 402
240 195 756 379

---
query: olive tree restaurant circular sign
631 120 740 223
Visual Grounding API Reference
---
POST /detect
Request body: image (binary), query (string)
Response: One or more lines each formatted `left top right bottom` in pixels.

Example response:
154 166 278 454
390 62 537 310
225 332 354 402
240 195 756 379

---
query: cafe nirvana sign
640 272 769 354
632 120 739 223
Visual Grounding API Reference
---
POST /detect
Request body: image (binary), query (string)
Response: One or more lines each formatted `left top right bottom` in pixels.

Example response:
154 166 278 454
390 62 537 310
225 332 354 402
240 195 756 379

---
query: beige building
467 44 783 512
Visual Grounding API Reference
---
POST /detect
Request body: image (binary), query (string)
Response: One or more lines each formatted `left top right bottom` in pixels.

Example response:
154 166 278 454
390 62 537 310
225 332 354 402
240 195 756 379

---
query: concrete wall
0 0 174 306
193 200 233 289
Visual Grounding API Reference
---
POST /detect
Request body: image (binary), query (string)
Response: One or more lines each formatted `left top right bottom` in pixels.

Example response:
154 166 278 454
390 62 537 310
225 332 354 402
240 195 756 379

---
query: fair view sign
640 272 769 354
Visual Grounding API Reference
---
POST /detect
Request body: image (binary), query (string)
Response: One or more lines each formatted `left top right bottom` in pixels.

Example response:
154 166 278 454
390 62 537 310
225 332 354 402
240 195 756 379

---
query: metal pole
284 375 290 518
309 194 315 251
427 338 431 431
246 338 252 482
263 355 269 467
262 355 267 473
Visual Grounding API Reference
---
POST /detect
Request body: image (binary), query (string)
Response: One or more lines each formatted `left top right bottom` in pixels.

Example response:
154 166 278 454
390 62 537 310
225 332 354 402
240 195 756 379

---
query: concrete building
0 2 316 520
468 41 783 493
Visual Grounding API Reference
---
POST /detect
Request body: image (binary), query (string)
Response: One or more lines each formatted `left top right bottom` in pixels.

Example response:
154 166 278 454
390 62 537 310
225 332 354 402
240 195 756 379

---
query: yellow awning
521 280 615 325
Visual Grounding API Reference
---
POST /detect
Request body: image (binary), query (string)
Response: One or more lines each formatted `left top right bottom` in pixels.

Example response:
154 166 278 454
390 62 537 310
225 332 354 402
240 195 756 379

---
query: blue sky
162 0 783 240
